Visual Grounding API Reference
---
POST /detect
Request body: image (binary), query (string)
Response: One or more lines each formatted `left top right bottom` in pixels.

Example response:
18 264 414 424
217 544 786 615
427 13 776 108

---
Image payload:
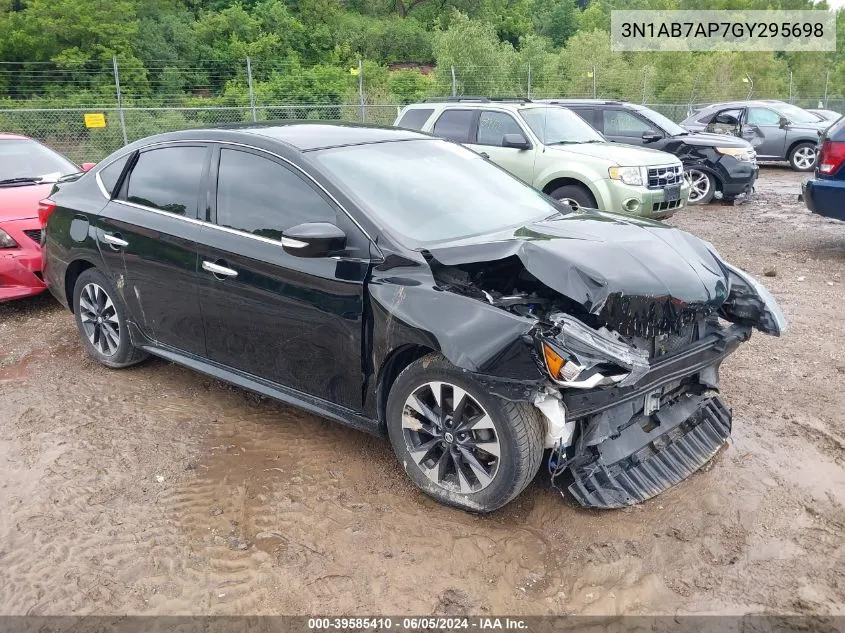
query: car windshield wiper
0 176 43 186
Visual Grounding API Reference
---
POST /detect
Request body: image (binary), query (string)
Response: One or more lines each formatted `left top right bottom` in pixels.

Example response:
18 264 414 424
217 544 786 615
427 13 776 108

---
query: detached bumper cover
568 395 731 509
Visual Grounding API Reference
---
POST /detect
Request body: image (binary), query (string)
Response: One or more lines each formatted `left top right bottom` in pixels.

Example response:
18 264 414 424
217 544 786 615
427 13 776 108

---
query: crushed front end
428 240 786 509
533 264 785 509
538 312 749 509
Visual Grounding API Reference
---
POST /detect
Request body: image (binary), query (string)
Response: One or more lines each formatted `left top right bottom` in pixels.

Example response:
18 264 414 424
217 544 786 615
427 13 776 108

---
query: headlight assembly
721 264 786 336
0 228 18 249
608 166 645 186
716 147 754 162
539 315 650 389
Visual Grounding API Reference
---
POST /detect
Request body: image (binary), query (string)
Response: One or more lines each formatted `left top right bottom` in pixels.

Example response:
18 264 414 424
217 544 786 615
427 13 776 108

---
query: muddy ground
1 167 843 616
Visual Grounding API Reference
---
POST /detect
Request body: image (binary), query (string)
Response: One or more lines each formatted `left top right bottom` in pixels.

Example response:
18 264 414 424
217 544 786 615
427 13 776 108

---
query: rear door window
432 109 475 143
396 108 434 131
121 146 207 218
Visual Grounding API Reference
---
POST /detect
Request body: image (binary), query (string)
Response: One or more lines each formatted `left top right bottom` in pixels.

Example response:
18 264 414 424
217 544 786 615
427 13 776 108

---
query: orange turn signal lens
542 343 565 379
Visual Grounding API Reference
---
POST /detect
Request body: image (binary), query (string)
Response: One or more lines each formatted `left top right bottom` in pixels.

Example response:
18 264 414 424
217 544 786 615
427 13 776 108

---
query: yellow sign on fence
84 113 106 129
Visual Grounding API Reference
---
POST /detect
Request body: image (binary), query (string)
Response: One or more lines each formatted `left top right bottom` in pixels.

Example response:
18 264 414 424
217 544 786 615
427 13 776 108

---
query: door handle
479 151 490 159
202 260 238 278
102 233 128 248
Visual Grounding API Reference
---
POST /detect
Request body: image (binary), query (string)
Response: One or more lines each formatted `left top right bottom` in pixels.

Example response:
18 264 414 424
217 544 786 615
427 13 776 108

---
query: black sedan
41 123 785 512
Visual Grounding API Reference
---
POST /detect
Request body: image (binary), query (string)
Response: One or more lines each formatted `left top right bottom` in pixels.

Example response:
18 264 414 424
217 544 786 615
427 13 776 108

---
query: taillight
37 198 57 227
817 140 845 175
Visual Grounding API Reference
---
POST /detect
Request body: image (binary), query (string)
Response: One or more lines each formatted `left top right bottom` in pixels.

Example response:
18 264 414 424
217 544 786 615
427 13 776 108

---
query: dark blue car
802 115 845 221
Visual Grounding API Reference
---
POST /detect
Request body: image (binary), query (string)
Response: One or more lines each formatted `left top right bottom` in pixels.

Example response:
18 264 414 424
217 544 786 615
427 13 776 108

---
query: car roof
0 133 31 140
701 100 788 110
538 98 629 106
118 122 430 153
405 99 543 111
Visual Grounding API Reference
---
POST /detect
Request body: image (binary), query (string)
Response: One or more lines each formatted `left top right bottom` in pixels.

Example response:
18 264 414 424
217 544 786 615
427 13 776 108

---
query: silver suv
681 100 826 171
396 98 690 220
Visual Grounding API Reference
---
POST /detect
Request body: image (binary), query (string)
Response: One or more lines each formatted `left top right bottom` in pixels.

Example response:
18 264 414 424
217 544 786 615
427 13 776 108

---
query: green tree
532 0 579 46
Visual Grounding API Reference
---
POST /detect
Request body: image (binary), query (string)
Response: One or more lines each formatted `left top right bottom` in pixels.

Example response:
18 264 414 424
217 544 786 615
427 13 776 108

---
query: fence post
451 65 457 97
527 63 531 99
358 58 365 122
788 70 793 103
112 57 128 146
823 70 830 108
592 64 596 98
641 67 648 104
246 56 257 122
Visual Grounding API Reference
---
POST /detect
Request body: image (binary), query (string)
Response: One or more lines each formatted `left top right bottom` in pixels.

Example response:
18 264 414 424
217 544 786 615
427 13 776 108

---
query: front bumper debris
568 395 731 509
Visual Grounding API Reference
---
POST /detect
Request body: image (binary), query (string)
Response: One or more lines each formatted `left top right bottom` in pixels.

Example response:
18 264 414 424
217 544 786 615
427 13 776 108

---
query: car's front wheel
386 354 544 513
73 267 148 368
548 184 597 211
686 168 715 204
789 142 817 171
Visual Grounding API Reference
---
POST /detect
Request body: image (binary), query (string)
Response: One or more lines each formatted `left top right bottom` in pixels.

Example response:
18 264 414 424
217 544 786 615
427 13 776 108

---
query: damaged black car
41 123 785 513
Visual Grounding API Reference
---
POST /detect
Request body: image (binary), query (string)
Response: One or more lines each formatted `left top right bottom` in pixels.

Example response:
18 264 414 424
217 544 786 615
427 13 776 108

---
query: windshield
313 139 558 245
0 139 78 184
638 107 687 136
778 103 821 124
520 107 605 144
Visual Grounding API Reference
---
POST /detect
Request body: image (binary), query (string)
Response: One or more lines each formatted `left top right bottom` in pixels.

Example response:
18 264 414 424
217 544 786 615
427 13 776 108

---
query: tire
386 353 544 513
72 267 148 369
686 168 715 205
548 184 597 211
788 142 817 172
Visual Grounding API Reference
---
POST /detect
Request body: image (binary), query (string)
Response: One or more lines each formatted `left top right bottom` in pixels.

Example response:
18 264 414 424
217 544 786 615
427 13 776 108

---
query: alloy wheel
687 169 711 203
78 282 121 357
793 146 816 170
402 381 501 494
559 198 580 211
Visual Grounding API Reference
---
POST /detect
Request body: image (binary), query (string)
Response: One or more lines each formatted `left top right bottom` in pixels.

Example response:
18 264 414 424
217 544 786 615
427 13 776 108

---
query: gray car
681 100 826 171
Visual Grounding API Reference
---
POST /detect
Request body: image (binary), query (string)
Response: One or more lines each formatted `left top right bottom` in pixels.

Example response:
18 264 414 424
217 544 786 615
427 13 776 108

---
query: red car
0 133 93 301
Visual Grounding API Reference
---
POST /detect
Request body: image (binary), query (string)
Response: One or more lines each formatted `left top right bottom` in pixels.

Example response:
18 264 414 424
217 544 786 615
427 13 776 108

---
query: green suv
395 98 690 219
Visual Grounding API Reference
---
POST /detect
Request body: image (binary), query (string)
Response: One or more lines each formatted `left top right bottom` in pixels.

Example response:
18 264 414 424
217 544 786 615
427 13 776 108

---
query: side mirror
502 133 531 150
281 222 346 258
81 162 96 172
641 130 662 143
779 116 789 128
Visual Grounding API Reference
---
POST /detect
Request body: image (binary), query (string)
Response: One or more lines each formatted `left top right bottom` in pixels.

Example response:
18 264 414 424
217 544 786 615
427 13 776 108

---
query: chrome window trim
104 138 383 259
94 150 135 200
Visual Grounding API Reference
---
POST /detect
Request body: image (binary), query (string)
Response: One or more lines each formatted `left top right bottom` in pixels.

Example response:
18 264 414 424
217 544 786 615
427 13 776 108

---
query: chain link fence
1 57 841 162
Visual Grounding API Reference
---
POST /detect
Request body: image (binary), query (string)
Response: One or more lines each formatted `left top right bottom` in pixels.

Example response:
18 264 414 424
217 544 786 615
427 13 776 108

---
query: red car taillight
37 198 57 227
817 140 845 175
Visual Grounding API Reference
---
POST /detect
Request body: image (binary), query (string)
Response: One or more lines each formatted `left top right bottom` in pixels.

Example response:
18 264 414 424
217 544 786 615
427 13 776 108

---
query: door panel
101 203 205 354
197 229 367 409
198 146 369 410
466 110 537 183
743 107 786 159
106 144 210 355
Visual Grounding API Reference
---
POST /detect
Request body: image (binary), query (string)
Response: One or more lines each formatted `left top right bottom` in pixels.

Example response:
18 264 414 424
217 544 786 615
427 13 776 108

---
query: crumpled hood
426 210 729 320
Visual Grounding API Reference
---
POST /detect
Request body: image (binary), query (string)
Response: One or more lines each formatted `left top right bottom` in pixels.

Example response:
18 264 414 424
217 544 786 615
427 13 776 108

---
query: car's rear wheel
386 354 544 513
789 142 817 171
548 184 596 211
687 168 715 204
73 268 148 368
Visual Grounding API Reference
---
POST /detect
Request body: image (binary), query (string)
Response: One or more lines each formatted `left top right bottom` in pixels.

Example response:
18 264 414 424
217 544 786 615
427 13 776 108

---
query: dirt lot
1 167 843 616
